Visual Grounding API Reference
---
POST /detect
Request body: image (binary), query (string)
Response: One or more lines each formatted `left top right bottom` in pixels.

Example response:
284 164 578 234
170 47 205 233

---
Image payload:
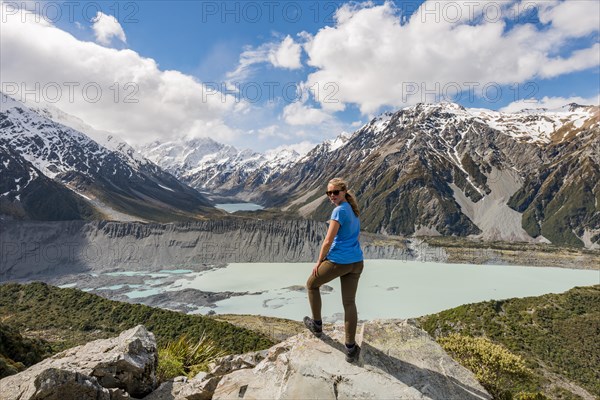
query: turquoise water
58 283 77 288
105 271 170 278
215 203 264 213
97 284 142 290
158 269 193 274
126 288 163 298
161 260 599 321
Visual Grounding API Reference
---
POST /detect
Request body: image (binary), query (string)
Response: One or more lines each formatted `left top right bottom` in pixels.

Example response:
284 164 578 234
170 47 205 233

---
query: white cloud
268 35 302 69
303 1 600 114
282 102 332 126
540 44 600 78
265 141 317 156
0 6 237 145
226 46 268 82
500 94 600 113
253 125 290 140
538 0 600 38
91 12 126 46
227 35 303 82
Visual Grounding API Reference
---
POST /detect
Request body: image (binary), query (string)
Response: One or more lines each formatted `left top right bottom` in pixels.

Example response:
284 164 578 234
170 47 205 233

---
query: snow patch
158 183 175 192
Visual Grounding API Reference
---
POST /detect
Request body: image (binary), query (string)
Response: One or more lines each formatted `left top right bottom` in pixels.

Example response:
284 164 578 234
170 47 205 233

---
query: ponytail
345 191 360 217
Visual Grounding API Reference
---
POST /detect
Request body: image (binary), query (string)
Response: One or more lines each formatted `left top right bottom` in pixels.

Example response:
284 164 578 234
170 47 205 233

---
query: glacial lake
119 260 599 322
215 203 264 213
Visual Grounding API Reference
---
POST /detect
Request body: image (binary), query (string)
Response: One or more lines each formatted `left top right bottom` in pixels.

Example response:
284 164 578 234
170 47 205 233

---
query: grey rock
143 380 186 400
0 325 157 400
207 350 266 376
144 374 220 400
176 376 220 400
0 368 114 400
211 320 491 400
146 350 268 400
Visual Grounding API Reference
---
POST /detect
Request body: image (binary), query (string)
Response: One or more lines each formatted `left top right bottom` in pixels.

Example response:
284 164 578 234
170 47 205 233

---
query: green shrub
157 333 227 382
0 354 21 378
514 392 549 400
0 322 52 378
438 334 533 399
419 286 600 398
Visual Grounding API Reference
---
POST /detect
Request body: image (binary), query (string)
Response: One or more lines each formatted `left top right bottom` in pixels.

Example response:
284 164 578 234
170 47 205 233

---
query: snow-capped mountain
252 102 599 248
0 93 223 222
27 101 152 170
138 137 303 198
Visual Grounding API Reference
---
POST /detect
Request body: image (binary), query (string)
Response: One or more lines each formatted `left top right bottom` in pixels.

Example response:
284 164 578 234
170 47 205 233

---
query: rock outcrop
0 325 157 400
155 320 491 400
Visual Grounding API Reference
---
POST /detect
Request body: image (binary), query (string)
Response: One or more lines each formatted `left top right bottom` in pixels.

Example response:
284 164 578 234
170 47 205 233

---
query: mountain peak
565 102 591 112
411 102 467 113
0 92 25 111
0 98 217 221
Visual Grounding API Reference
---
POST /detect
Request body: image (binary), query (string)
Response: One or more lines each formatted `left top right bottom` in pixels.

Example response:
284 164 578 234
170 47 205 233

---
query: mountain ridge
2 95 597 247
248 102 599 247
0 93 225 222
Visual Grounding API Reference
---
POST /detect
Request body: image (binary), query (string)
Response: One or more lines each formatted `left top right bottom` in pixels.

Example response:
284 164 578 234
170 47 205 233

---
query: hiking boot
303 316 322 338
345 344 361 363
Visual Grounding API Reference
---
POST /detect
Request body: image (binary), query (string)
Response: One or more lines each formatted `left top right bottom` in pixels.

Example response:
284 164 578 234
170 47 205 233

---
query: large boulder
212 320 491 399
0 325 157 399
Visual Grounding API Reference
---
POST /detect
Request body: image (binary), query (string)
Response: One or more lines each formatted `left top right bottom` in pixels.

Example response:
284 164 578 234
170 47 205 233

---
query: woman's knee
342 298 356 308
306 277 319 291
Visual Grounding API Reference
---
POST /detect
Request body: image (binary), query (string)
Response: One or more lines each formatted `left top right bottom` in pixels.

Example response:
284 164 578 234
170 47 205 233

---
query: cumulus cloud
537 0 600 38
265 141 317 156
540 44 600 78
500 94 600 113
227 35 303 82
0 6 236 145
91 12 126 46
251 125 291 140
269 35 303 69
302 0 600 114
282 102 332 126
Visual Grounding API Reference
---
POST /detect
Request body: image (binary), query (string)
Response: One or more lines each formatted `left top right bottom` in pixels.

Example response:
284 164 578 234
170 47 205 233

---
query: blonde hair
329 177 360 217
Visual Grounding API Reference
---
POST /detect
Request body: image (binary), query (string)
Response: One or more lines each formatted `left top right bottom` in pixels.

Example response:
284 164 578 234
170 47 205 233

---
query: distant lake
215 203 264 213
122 260 599 322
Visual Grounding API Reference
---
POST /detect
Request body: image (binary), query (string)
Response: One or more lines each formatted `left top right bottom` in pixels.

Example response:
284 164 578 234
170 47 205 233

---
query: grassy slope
417 285 600 399
0 282 274 378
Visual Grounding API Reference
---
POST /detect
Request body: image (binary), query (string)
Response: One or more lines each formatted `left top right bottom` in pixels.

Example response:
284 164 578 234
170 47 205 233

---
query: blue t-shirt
326 201 364 264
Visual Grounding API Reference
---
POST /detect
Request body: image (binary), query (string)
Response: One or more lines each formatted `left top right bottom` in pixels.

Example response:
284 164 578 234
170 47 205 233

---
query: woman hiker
304 177 364 363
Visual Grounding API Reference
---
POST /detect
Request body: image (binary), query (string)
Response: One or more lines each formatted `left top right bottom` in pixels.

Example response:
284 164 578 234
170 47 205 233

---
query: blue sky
1 0 599 152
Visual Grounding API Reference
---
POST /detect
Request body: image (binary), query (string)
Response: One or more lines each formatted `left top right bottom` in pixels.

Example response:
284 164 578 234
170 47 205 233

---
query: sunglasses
325 190 342 196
